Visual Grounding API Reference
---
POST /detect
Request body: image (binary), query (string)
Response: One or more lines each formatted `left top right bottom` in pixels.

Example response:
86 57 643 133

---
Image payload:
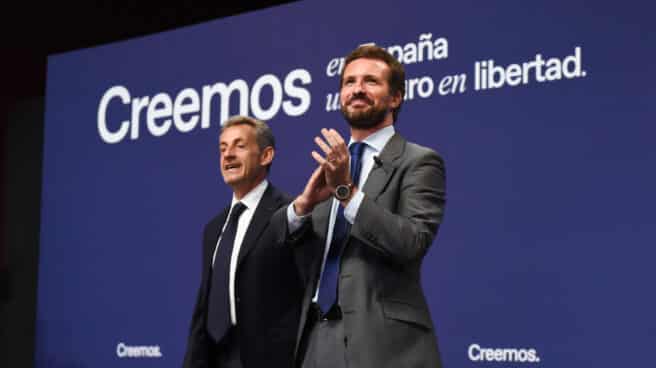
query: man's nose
223 146 236 157
352 80 365 93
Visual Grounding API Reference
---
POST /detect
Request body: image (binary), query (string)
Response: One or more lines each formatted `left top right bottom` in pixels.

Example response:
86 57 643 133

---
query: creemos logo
97 69 312 144
116 342 163 358
468 343 541 363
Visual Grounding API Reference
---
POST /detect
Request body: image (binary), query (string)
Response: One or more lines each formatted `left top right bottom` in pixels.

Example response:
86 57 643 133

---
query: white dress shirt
287 125 395 301
212 179 268 325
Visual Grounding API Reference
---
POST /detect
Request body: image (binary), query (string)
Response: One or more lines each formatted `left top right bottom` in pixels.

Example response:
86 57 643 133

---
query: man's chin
346 118 379 129
222 175 243 186
342 109 387 129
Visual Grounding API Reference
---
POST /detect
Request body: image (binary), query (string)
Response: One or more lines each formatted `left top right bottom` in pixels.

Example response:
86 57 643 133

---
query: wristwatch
334 183 353 201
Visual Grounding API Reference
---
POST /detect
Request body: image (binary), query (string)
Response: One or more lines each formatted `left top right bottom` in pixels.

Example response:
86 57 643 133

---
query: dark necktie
207 201 247 343
317 141 366 313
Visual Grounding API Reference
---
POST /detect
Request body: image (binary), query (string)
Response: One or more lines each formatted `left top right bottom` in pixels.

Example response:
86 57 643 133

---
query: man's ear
390 90 402 109
260 146 274 167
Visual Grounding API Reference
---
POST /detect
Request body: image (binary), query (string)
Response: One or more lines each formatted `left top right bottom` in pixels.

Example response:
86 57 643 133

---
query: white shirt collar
231 179 268 210
349 125 395 153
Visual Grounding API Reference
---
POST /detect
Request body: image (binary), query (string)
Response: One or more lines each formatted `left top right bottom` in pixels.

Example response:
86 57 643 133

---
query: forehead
219 124 256 143
342 58 390 79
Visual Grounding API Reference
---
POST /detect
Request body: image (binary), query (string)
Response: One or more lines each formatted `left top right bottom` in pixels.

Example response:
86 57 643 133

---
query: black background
0 2 295 366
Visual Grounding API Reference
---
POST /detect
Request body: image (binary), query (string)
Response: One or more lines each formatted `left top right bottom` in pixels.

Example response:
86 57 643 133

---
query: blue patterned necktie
317 141 366 313
207 201 246 343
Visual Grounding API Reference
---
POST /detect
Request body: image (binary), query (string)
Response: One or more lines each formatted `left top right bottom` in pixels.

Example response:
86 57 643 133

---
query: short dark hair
341 44 406 122
221 115 275 171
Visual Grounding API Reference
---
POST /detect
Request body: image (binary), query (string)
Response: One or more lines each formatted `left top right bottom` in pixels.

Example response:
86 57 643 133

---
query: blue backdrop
37 1 656 366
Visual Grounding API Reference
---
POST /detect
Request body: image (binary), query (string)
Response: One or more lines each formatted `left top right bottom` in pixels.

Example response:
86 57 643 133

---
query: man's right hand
293 166 331 216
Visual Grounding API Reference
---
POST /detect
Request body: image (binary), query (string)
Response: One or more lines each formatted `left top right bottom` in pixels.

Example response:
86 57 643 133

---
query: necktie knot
349 142 366 184
349 142 365 161
230 202 247 221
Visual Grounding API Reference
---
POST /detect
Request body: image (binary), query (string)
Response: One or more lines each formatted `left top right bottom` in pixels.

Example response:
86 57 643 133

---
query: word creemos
468 343 541 363
116 342 162 358
97 68 312 144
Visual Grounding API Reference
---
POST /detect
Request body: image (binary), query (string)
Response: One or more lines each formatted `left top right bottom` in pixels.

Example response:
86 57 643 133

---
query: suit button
236 297 241 303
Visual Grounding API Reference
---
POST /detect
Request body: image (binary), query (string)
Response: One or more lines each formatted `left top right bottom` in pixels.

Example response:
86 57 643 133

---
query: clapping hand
311 128 351 189
292 128 351 215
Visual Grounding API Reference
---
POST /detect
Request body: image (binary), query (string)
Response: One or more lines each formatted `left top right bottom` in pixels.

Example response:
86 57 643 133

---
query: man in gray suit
283 45 446 368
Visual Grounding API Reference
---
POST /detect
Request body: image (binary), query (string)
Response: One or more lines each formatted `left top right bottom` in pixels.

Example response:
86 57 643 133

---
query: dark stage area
1 2 294 366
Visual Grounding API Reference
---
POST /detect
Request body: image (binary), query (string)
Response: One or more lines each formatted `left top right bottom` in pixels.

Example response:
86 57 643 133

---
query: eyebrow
220 137 245 146
344 73 380 80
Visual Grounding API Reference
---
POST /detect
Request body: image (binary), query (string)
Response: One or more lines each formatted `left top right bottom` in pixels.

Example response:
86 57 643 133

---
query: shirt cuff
343 190 364 224
287 203 309 233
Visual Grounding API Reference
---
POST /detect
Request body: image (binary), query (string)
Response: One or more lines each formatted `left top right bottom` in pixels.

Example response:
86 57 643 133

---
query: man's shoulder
395 134 444 164
265 182 293 207
203 182 290 227
204 206 231 232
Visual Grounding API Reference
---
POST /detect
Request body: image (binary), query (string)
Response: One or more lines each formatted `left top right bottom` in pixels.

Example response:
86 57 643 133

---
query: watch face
335 185 350 200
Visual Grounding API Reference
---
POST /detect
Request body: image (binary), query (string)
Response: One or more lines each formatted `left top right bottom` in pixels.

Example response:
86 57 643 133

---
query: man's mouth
224 163 241 171
349 98 372 107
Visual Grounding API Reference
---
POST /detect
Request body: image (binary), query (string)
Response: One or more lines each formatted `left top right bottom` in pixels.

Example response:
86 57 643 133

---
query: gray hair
221 115 275 151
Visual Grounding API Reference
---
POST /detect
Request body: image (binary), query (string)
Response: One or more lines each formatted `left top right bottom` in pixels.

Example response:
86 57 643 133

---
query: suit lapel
207 207 229 267
237 185 280 267
202 206 229 302
312 200 333 238
362 133 406 199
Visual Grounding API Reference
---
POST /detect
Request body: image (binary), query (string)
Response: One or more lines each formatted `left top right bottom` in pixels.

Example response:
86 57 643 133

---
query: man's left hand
311 128 350 190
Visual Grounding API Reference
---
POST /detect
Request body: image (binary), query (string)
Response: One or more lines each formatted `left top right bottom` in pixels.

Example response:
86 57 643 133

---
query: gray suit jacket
286 133 446 368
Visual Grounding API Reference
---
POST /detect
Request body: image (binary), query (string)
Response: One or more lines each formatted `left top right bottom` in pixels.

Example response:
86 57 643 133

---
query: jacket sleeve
182 225 214 368
271 204 315 248
182 282 210 368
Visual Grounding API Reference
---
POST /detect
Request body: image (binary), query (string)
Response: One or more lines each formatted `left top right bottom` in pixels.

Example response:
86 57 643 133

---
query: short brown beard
341 96 389 129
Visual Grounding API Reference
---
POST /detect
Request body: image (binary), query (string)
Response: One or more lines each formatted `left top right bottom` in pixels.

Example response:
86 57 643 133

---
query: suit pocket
381 299 433 331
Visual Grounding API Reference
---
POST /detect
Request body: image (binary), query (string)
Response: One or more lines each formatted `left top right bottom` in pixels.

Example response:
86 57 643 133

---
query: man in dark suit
282 45 447 368
184 116 302 368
